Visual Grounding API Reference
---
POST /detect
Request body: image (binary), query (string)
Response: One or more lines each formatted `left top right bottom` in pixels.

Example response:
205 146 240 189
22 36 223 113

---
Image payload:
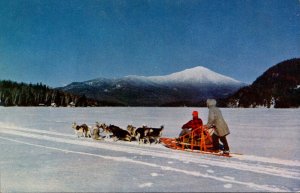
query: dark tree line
0 80 99 107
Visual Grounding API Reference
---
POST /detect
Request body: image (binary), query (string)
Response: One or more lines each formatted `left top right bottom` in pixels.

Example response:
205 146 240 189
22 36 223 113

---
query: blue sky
0 0 299 87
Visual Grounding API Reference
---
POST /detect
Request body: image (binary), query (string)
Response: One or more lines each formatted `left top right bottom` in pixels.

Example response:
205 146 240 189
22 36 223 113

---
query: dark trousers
212 134 229 151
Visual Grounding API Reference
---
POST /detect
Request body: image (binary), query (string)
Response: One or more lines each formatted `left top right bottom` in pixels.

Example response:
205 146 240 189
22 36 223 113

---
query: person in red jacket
179 111 203 137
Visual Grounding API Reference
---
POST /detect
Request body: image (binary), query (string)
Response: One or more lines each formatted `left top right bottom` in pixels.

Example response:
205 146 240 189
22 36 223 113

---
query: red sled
160 126 232 157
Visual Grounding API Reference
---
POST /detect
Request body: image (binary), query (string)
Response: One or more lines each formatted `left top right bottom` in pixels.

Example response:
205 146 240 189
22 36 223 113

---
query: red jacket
182 118 203 130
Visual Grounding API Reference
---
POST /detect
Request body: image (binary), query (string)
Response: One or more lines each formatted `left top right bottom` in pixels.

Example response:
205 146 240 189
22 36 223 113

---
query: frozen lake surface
0 107 299 192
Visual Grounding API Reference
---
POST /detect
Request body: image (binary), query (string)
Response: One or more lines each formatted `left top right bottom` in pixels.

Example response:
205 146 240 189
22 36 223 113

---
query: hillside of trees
0 80 100 107
225 58 300 108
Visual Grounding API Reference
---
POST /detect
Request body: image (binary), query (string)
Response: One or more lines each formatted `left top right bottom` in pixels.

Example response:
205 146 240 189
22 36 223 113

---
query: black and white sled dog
146 125 164 144
127 125 151 144
72 122 92 138
99 123 132 141
127 125 164 144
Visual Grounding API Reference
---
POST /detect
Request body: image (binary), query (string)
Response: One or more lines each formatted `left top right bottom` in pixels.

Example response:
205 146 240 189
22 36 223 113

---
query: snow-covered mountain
59 66 245 106
85 66 242 87
143 66 241 86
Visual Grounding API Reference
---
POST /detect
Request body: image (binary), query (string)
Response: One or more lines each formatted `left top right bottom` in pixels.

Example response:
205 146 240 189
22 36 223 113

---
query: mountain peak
147 66 242 85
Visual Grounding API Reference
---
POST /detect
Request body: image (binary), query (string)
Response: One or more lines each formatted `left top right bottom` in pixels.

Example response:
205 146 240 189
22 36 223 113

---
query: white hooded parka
206 99 230 137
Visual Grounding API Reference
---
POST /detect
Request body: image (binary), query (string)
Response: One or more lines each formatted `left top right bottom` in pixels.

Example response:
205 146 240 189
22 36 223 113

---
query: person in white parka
206 99 230 154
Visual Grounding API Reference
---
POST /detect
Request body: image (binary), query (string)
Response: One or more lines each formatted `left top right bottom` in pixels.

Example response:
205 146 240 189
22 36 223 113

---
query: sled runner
160 126 232 157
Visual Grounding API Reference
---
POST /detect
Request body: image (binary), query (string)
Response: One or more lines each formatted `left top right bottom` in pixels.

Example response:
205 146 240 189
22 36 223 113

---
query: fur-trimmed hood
206 99 217 107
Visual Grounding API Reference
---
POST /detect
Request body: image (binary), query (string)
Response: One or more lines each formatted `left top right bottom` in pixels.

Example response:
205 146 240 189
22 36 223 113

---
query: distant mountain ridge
226 58 300 108
59 66 245 106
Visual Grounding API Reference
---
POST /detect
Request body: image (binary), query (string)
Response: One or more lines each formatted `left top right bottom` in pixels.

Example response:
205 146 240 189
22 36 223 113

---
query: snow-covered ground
0 107 299 192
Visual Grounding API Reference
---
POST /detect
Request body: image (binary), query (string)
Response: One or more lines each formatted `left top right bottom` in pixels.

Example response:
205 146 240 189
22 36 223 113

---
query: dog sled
160 125 232 157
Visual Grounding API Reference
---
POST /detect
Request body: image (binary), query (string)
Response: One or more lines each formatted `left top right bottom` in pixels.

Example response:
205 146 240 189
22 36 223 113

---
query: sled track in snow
0 126 299 192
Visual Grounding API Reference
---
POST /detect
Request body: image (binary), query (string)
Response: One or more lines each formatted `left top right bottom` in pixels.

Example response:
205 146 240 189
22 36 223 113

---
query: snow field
0 107 299 192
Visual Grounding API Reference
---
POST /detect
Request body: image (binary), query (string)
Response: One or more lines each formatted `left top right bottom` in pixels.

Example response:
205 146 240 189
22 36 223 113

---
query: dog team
72 122 164 144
